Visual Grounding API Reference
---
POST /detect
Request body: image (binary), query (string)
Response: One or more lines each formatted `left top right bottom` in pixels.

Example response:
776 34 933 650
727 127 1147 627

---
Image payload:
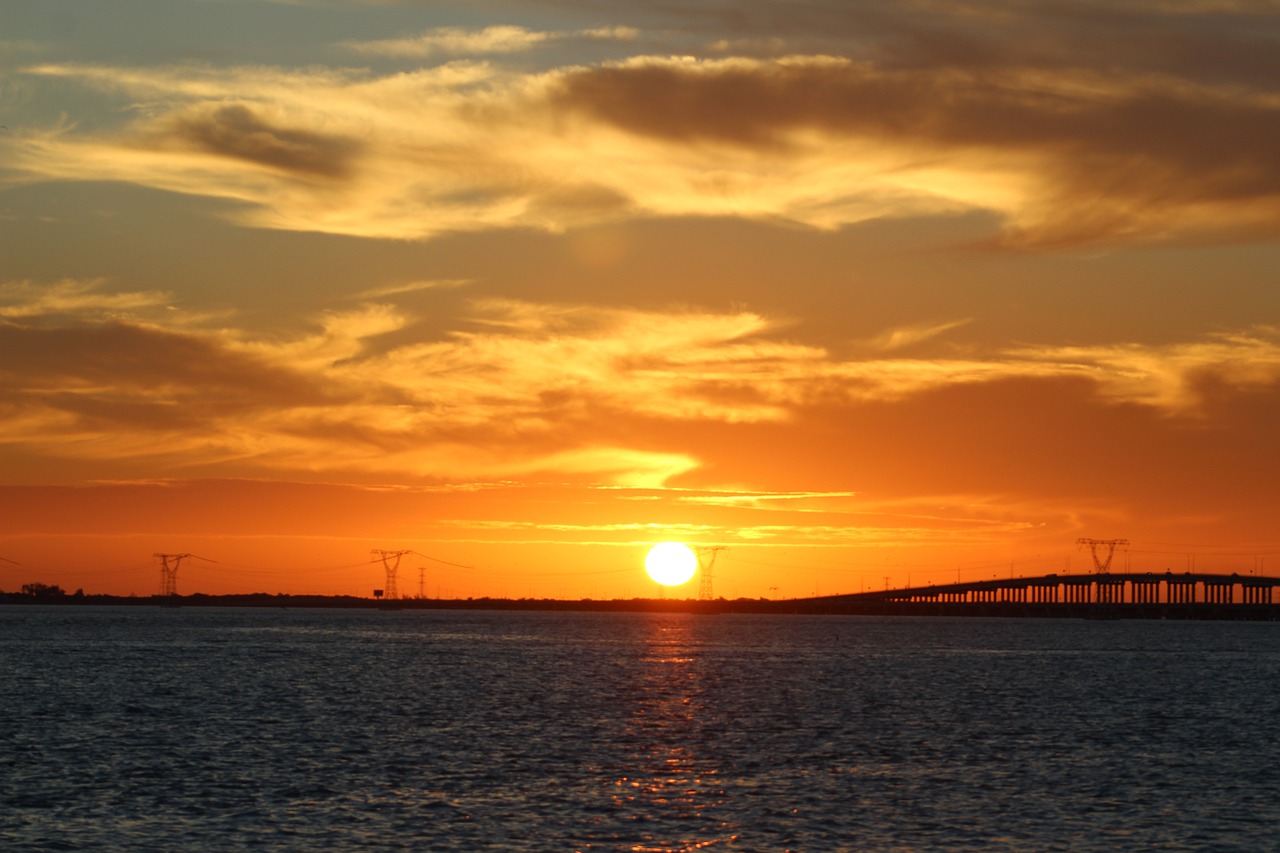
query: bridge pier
1204 579 1234 604
1028 583 1058 603
1243 584 1273 604
1063 582 1090 604
1132 578 1160 604
1097 578 1124 604
1168 577 1196 604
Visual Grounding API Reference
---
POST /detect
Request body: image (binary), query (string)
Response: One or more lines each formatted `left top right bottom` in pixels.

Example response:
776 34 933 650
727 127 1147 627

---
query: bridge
786 571 1280 619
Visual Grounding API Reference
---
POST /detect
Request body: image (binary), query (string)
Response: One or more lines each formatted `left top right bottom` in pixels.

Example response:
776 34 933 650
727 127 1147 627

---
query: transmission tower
1076 538 1129 574
697 546 727 601
153 553 191 596
371 549 411 600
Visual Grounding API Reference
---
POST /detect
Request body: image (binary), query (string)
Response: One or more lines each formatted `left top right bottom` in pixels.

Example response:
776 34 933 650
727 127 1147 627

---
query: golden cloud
12 41 1280 246
1009 329 1280 411
344 25 639 58
0 279 171 319
5 282 1280 483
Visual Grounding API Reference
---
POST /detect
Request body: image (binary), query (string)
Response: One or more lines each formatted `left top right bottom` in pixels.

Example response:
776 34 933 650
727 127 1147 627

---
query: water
4 607 1280 851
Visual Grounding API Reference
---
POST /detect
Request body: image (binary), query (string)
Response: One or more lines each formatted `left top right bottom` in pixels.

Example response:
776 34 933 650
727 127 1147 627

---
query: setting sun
645 542 698 587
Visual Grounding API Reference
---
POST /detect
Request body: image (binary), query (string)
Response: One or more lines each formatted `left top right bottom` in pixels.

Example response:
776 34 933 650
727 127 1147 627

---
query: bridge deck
799 571 1280 613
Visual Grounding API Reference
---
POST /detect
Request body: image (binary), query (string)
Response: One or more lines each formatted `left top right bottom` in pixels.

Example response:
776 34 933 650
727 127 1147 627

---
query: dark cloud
0 320 328 420
167 104 362 179
518 0 1280 87
816 1 1280 88
551 57 1280 246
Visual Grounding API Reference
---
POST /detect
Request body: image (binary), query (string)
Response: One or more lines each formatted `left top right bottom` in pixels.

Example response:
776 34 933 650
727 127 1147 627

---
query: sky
3 0 1280 600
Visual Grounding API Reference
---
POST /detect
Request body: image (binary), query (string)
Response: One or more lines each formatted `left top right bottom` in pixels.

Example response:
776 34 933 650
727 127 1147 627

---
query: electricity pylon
153 553 191 596
697 546 727 601
371 549 411 600
1076 538 1129 574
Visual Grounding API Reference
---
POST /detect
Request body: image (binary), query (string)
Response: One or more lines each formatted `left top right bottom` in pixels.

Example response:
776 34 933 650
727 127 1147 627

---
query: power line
410 550 474 570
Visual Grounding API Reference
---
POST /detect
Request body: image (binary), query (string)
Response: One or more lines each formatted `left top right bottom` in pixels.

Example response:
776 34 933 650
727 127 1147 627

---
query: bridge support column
1168 580 1196 604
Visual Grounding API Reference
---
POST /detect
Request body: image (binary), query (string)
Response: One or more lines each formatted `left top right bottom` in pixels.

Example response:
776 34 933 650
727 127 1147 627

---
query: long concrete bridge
788 571 1280 619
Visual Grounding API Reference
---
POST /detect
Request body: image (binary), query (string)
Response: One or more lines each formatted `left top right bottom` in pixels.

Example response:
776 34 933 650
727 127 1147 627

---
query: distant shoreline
7 592 1280 620
0 592 739 613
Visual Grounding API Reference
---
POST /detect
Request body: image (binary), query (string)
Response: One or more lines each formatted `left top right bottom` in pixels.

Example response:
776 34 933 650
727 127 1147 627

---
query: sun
645 542 698 587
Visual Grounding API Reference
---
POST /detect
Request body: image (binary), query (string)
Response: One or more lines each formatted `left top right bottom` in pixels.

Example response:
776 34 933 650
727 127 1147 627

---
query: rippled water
4 606 1280 851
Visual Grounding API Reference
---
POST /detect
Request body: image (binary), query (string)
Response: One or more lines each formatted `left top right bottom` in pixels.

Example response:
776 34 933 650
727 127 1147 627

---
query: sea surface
3 606 1280 851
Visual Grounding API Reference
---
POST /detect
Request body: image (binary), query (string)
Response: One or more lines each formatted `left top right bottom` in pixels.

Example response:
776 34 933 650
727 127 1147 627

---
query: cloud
5 281 1280 486
353 279 472 299
423 1 1280 90
1 285 792 482
1010 328 1280 412
344 25 638 58
10 4 1280 250
668 489 859 508
548 55 1280 247
862 319 972 352
0 321 326 410
346 298 816 427
164 103 363 179
0 279 171 320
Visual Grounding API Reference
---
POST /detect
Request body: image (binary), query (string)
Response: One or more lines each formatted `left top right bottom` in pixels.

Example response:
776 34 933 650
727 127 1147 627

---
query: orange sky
3 0 1280 598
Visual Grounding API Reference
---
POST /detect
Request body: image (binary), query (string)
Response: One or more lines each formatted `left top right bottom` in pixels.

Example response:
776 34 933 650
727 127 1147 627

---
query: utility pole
407 550 475 599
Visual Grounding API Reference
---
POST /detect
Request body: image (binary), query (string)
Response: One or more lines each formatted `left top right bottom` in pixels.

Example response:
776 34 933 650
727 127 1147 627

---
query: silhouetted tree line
12 583 84 599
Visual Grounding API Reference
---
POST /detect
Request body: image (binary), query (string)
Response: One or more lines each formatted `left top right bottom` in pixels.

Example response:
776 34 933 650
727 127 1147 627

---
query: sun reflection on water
590 617 740 853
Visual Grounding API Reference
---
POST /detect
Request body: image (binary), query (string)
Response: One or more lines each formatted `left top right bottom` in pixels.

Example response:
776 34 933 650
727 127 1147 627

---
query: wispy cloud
549 55 1280 248
344 24 639 58
9 2 1279 250
862 319 972 352
353 279 472 299
5 281 1280 487
1010 328 1280 412
0 279 171 318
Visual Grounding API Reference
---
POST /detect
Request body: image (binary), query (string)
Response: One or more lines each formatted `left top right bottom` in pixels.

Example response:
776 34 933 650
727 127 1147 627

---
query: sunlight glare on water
4 606 1280 850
